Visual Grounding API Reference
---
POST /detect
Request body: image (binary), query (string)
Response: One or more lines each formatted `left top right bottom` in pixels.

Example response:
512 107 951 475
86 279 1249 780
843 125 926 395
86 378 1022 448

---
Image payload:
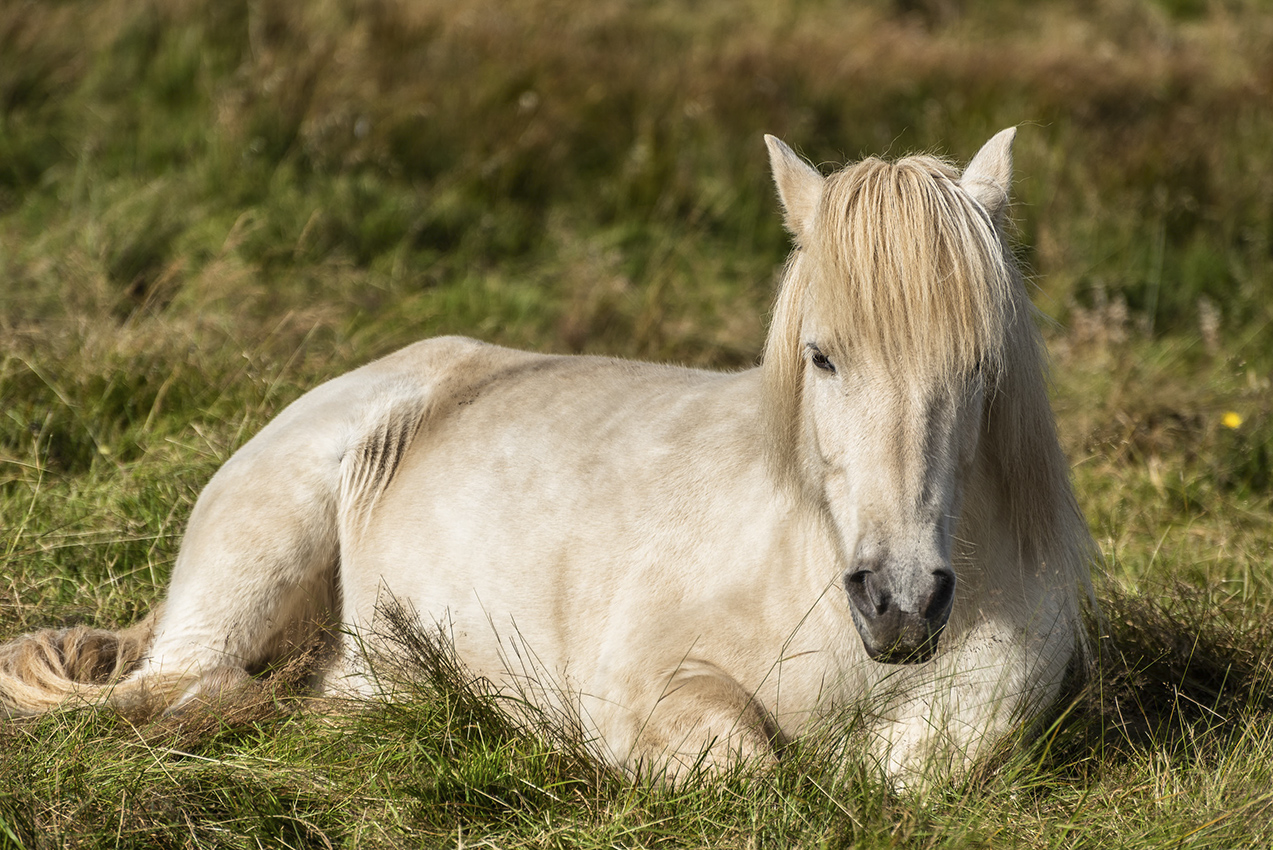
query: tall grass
3 0 1273 845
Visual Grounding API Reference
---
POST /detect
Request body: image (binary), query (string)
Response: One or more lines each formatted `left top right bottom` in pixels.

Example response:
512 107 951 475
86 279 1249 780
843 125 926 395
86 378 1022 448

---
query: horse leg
127 433 344 711
623 659 780 782
139 365 445 713
0 443 341 717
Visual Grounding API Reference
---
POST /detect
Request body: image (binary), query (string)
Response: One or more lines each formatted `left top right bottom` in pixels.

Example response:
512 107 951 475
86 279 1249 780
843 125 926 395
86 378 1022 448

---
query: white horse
0 128 1094 783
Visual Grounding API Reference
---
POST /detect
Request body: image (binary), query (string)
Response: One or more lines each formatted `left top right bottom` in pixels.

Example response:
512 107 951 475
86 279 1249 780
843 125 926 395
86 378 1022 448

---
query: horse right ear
765 135 823 241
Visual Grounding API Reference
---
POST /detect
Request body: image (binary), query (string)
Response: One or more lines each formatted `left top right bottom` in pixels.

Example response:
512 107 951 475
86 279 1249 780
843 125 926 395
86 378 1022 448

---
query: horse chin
863 638 941 666
857 622 947 665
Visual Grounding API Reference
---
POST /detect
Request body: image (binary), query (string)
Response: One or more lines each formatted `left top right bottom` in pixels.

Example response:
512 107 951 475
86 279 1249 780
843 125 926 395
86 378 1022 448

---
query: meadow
3 0 1273 845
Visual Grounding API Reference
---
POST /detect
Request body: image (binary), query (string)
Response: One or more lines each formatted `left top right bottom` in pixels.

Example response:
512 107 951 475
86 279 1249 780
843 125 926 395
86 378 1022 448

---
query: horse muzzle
843 566 956 664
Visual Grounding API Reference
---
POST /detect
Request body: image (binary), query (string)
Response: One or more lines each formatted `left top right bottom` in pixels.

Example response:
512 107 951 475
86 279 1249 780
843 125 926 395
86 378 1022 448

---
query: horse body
0 128 1094 783
344 347 849 758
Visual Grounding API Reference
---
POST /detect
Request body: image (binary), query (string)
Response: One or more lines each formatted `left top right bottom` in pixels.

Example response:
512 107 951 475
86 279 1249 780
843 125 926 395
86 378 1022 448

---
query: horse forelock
762 154 1022 490
806 155 1016 378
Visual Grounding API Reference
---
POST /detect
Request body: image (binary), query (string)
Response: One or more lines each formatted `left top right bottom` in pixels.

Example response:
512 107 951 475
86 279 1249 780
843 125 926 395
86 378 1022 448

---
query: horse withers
0 128 1095 784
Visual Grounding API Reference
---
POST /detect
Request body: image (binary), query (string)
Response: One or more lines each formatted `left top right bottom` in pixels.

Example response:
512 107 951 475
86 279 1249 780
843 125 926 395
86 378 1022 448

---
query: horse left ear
766 134 823 242
961 127 1016 223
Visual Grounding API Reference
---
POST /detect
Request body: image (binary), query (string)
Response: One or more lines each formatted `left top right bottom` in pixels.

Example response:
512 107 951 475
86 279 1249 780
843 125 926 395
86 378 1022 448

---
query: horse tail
0 605 164 717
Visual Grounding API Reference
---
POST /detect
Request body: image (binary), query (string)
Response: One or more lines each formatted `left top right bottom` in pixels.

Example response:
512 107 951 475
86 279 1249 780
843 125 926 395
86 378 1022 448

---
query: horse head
762 129 1020 665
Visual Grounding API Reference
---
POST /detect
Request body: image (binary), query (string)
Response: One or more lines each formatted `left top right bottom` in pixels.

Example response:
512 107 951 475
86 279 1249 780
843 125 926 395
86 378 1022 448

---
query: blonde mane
762 152 1093 606
805 155 1013 373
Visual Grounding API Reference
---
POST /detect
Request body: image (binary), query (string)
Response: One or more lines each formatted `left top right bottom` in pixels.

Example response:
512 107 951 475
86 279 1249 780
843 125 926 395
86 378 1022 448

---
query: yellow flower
1222 411 1244 429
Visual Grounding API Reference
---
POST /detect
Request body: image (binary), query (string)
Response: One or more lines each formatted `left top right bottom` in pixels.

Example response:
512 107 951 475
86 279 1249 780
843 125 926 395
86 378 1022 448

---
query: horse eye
807 345 836 374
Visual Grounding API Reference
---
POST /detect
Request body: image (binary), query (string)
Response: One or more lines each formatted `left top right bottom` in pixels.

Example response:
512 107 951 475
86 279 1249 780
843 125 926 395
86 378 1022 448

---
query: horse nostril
844 570 867 614
844 570 891 616
925 569 956 620
871 583 891 615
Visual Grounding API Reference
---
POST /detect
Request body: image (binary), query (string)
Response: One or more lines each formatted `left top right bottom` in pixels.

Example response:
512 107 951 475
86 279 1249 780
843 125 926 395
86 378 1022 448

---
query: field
3 0 1273 846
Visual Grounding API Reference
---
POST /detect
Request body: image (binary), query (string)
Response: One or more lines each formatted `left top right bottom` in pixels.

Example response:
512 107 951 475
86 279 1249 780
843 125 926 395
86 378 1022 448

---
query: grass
3 0 1273 845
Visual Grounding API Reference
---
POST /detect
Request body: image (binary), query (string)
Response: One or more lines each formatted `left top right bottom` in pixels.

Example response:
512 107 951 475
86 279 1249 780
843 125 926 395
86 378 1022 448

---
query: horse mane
785 155 1014 374
762 152 1095 610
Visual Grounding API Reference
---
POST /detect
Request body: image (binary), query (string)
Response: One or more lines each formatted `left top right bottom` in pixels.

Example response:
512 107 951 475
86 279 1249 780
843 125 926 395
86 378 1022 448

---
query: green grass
4 0 1273 845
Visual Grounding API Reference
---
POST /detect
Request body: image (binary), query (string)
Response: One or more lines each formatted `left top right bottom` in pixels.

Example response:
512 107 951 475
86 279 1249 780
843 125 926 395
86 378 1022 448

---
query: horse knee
628 663 779 781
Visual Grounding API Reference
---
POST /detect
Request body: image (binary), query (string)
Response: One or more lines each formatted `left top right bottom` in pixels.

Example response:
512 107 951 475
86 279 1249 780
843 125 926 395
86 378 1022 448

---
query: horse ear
961 127 1016 223
765 134 823 241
